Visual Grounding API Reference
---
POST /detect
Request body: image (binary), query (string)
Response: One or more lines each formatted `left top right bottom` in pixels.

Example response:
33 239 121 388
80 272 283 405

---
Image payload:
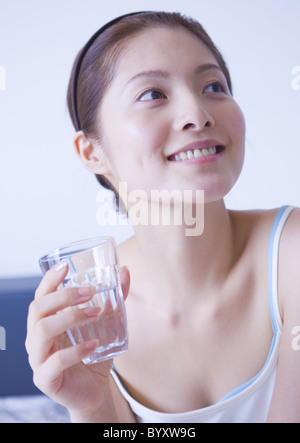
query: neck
129 199 235 306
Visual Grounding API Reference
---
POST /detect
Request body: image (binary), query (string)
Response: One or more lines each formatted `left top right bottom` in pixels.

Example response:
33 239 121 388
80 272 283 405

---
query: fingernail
85 339 99 352
84 306 101 317
78 286 95 297
54 260 67 274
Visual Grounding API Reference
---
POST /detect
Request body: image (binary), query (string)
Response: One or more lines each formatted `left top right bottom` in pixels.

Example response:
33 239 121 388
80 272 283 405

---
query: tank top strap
268 205 296 333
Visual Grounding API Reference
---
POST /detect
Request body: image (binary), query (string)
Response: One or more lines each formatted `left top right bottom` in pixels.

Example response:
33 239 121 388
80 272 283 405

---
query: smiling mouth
167 146 225 162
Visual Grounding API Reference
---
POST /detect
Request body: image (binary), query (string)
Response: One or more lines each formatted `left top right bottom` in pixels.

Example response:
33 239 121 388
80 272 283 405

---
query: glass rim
39 236 115 264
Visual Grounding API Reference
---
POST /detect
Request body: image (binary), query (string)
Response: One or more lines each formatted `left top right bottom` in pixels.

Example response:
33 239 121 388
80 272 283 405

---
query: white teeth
172 146 218 161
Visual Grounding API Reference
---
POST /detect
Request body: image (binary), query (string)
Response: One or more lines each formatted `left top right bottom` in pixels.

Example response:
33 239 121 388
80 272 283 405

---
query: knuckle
34 288 41 299
28 300 38 318
55 348 68 367
55 343 84 369
36 318 51 337
63 287 77 306
28 298 46 323
24 340 29 355
27 352 35 370
32 371 43 390
34 277 46 299
25 335 31 353
69 307 81 324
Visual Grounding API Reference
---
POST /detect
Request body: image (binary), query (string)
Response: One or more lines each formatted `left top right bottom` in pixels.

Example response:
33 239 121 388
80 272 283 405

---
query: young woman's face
98 26 246 203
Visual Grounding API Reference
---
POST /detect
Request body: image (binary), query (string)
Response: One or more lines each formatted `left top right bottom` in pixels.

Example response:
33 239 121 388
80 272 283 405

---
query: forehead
115 26 218 80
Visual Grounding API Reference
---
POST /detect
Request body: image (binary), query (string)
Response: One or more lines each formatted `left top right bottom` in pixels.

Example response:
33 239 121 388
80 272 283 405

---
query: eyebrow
126 70 169 86
126 63 222 87
195 63 222 75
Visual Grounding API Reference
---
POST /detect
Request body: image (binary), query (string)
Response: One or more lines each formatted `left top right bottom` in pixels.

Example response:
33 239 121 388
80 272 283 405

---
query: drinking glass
39 237 128 365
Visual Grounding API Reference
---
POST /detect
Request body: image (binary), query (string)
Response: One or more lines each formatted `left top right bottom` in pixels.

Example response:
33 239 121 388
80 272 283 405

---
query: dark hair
67 11 233 205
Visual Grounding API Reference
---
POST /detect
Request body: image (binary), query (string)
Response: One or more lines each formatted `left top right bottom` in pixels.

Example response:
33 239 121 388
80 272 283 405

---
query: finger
36 306 101 345
28 306 101 366
119 266 130 301
35 261 69 299
31 285 96 320
26 285 96 344
33 340 100 392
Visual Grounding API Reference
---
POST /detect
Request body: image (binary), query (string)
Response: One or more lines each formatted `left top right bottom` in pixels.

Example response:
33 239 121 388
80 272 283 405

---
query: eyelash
203 81 227 94
137 80 228 102
137 88 167 102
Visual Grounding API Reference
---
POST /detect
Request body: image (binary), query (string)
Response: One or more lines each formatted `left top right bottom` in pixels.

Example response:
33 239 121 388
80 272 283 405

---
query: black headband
71 11 150 131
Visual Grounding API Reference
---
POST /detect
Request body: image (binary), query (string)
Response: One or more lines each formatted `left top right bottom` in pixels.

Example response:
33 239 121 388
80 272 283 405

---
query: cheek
219 101 246 169
119 109 167 152
104 107 168 169
225 102 246 148
219 102 246 186
100 108 167 188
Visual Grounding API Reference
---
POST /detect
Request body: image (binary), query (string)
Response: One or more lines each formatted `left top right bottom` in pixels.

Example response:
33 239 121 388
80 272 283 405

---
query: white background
0 0 299 277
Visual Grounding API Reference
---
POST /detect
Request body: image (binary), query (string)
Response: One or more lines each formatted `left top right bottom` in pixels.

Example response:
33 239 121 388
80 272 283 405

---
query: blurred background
0 0 299 404
0 0 299 278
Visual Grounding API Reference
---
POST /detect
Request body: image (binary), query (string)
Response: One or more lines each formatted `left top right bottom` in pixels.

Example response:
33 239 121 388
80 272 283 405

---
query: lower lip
168 147 226 165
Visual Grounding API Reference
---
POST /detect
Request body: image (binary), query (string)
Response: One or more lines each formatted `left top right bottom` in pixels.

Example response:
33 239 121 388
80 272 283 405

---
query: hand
25 261 130 416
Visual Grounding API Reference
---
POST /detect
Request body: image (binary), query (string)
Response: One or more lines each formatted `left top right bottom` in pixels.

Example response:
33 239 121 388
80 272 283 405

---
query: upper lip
167 139 226 159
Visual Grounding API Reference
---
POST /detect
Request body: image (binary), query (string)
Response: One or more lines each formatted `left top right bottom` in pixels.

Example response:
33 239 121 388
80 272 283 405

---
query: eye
138 89 167 101
203 81 227 94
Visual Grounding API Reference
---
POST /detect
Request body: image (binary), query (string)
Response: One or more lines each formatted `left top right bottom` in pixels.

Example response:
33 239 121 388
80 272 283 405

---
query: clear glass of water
39 237 128 365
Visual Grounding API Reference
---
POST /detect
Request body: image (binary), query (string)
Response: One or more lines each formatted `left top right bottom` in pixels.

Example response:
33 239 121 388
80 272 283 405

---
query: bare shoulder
229 205 300 303
277 207 300 314
230 206 300 422
228 206 279 229
278 206 300 251
268 206 300 422
228 206 283 247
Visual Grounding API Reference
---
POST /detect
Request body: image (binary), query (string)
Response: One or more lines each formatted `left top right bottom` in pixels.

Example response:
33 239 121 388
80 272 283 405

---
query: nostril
183 122 196 130
183 120 211 130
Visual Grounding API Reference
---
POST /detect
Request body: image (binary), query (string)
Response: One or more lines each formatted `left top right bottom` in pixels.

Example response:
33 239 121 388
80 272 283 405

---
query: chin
199 177 240 205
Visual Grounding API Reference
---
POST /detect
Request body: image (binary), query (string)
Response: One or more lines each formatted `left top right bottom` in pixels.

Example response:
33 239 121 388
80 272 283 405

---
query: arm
267 209 300 423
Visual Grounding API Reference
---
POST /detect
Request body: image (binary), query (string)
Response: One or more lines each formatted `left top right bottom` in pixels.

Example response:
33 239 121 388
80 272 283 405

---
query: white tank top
111 206 295 423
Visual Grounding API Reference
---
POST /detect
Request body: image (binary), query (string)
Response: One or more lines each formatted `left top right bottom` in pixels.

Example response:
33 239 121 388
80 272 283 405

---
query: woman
26 11 300 423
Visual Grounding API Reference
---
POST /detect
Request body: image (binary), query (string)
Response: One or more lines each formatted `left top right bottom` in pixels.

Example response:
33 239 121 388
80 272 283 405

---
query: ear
73 131 111 175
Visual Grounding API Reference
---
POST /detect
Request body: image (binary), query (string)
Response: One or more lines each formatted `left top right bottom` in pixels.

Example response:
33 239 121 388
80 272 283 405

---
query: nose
172 92 215 132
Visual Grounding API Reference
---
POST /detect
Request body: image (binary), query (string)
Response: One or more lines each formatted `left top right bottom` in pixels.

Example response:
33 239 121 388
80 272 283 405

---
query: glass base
82 339 128 365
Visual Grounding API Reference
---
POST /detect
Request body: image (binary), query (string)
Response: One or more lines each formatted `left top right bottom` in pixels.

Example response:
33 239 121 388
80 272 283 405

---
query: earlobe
73 131 111 175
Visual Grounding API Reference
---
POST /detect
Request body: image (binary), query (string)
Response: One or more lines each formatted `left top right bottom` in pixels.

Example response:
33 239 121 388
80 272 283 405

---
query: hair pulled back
67 11 233 202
